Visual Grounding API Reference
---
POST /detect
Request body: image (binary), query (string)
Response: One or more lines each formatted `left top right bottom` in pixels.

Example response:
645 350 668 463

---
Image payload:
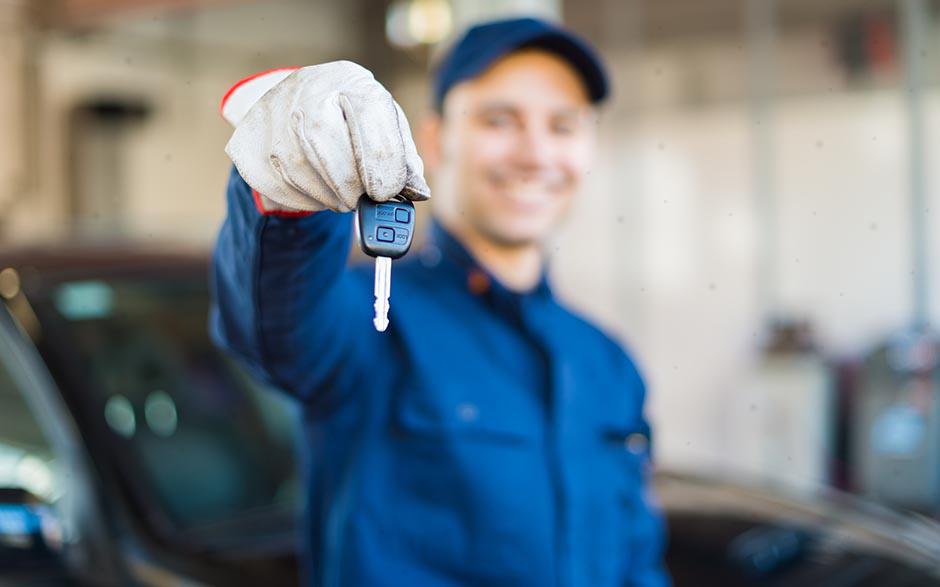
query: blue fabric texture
210 167 669 586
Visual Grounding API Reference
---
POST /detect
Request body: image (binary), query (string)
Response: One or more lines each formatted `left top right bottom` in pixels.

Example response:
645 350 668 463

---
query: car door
0 305 124 586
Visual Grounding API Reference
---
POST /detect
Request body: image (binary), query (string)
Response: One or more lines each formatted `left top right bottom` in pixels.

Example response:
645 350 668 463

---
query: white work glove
224 61 430 213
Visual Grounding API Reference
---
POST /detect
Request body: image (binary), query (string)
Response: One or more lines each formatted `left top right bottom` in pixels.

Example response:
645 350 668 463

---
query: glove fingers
293 104 364 212
228 120 324 212
339 91 408 201
228 61 425 213
394 102 431 202
269 143 338 210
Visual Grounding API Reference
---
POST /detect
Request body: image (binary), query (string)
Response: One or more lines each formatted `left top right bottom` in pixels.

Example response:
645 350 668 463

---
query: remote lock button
394 208 411 224
376 226 395 243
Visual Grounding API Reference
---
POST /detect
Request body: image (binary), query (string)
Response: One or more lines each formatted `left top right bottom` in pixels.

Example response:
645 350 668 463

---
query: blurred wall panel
451 0 559 27
68 98 151 239
47 0 237 28
0 0 30 238
550 18 940 477
725 351 832 491
774 91 911 355
6 0 360 244
928 92 940 329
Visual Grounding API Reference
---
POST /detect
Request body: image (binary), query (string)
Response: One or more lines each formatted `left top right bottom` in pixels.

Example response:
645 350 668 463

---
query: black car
0 246 301 586
1 245 939 586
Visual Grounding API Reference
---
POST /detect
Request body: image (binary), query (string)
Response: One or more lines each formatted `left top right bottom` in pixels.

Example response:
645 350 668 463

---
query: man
211 16 668 587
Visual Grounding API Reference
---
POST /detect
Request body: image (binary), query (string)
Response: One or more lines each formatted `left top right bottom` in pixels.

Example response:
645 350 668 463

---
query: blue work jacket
210 167 669 587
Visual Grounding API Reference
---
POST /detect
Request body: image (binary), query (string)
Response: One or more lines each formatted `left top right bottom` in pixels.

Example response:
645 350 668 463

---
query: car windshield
26 274 301 545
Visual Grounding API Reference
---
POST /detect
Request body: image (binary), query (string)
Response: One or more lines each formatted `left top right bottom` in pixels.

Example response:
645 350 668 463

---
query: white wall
5 0 359 244
552 37 940 480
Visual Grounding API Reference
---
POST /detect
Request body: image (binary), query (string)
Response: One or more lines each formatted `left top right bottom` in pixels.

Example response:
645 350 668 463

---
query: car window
29 277 301 539
0 349 59 503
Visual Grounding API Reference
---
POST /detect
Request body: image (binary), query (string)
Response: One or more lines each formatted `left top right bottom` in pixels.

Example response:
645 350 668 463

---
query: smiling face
422 49 597 249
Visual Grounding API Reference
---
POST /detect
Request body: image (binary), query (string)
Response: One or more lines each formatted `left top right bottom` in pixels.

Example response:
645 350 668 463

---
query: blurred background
4 0 940 584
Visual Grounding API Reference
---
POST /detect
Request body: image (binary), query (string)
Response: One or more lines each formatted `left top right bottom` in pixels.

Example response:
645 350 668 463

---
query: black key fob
356 195 416 260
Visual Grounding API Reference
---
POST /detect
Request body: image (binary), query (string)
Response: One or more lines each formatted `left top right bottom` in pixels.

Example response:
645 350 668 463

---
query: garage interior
2 0 940 583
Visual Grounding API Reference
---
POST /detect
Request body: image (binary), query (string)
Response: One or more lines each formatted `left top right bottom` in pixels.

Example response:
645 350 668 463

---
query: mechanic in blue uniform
211 16 669 587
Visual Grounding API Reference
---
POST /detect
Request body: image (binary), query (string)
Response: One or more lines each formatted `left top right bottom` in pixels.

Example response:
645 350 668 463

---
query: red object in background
864 13 897 72
834 10 899 78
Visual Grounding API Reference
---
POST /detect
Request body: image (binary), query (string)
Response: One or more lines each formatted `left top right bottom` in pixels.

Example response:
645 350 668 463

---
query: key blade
373 256 391 332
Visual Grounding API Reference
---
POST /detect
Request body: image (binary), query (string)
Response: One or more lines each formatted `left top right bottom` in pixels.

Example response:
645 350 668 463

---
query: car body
0 246 301 586
660 470 940 585
1 245 939 586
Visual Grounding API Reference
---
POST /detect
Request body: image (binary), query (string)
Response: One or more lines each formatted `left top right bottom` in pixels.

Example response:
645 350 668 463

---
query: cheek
561 138 595 185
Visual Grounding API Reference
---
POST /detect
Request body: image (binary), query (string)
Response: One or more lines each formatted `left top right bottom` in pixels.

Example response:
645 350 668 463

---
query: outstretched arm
210 167 374 409
209 62 430 410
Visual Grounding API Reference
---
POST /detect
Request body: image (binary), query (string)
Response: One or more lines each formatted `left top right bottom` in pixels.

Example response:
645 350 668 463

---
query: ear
417 112 443 174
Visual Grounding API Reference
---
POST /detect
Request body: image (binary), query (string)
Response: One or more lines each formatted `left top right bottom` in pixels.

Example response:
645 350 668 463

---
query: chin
484 217 556 248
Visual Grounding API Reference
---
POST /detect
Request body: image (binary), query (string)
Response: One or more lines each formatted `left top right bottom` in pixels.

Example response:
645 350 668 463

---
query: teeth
493 174 564 204
514 192 550 205
511 188 542 199
505 183 547 200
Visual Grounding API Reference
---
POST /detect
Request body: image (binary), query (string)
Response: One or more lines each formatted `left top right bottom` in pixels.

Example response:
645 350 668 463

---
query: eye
481 111 516 128
552 117 579 135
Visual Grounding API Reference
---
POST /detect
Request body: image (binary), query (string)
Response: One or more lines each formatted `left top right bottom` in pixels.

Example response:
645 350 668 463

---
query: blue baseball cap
432 17 609 112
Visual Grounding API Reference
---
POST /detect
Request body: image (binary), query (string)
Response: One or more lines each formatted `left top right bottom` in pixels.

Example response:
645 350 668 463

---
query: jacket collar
425 219 554 307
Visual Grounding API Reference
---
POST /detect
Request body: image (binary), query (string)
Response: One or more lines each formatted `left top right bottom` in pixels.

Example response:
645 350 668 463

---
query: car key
356 195 416 332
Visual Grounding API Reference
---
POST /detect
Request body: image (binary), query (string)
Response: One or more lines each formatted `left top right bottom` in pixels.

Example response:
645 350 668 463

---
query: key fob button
375 205 396 221
394 208 411 224
376 226 395 242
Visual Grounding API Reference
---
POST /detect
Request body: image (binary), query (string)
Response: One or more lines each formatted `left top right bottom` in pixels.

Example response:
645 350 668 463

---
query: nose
515 124 554 171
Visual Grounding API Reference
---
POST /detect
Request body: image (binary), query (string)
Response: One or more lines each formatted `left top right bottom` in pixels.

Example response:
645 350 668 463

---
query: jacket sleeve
209 166 379 410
